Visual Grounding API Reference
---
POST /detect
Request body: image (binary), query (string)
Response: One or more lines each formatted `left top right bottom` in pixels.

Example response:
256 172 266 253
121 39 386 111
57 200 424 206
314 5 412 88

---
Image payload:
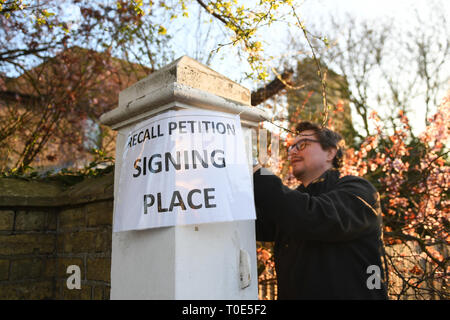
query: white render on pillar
102 56 268 300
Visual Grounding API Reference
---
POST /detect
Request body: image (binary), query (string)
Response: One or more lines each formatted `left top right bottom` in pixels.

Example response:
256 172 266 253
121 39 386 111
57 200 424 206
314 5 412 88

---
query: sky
45 0 450 136
296 0 450 135
286 1 447 135
169 0 449 79
167 0 448 136
305 0 434 18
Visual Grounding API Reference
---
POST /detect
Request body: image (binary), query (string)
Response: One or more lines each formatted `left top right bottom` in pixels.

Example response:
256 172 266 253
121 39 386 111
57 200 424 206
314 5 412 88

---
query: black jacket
253 168 388 300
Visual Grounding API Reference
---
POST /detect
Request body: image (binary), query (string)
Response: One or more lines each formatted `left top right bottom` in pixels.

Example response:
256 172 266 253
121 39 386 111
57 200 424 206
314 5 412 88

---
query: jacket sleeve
253 168 382 242
255 206 277 242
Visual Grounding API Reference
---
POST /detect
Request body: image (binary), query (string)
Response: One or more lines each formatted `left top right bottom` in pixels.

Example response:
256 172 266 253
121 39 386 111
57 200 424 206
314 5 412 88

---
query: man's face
288 130 336 180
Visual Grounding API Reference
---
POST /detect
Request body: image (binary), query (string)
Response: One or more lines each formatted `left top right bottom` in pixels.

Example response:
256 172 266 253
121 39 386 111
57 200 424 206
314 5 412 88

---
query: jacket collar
296 168 341 195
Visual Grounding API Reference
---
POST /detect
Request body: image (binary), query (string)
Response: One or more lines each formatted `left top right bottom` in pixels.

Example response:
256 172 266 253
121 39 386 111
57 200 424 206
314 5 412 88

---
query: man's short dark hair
295 121 344 169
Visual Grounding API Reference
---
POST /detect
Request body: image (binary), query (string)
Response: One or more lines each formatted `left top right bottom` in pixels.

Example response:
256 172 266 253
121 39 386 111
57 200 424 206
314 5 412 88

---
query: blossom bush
342 96 449 299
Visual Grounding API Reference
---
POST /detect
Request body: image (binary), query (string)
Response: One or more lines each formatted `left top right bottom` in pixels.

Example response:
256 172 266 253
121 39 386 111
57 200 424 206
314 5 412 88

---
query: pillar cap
100 56 269 129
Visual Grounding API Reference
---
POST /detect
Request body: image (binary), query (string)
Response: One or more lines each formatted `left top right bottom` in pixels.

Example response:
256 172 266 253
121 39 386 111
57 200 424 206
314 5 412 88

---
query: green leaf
158 25 167 35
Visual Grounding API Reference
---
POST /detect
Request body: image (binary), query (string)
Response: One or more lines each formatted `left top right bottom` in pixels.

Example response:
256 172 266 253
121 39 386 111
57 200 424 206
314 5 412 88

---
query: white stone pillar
100 56 268 299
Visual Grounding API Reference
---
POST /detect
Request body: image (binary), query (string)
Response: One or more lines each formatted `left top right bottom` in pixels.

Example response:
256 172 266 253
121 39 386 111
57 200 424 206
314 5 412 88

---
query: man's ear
327 148 337 162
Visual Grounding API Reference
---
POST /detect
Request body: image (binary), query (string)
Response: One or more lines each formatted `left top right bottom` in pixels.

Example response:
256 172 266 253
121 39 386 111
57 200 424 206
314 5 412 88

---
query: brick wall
0 208 56 299
0 172 114 300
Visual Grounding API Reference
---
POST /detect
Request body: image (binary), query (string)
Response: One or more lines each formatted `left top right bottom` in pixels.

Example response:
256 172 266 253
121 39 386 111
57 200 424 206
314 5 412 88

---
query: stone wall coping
0 172 114 207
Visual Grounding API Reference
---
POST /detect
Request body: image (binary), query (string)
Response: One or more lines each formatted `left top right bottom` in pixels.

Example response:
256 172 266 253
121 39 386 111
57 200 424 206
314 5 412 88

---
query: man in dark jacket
253 121 388 299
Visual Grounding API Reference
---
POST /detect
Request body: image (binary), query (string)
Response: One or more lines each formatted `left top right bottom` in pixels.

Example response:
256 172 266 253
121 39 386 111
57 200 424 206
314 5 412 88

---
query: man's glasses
287 139 320 153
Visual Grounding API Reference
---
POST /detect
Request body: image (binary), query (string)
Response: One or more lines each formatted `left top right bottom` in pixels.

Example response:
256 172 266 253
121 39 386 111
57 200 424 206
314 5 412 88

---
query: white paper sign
114 109 256 232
